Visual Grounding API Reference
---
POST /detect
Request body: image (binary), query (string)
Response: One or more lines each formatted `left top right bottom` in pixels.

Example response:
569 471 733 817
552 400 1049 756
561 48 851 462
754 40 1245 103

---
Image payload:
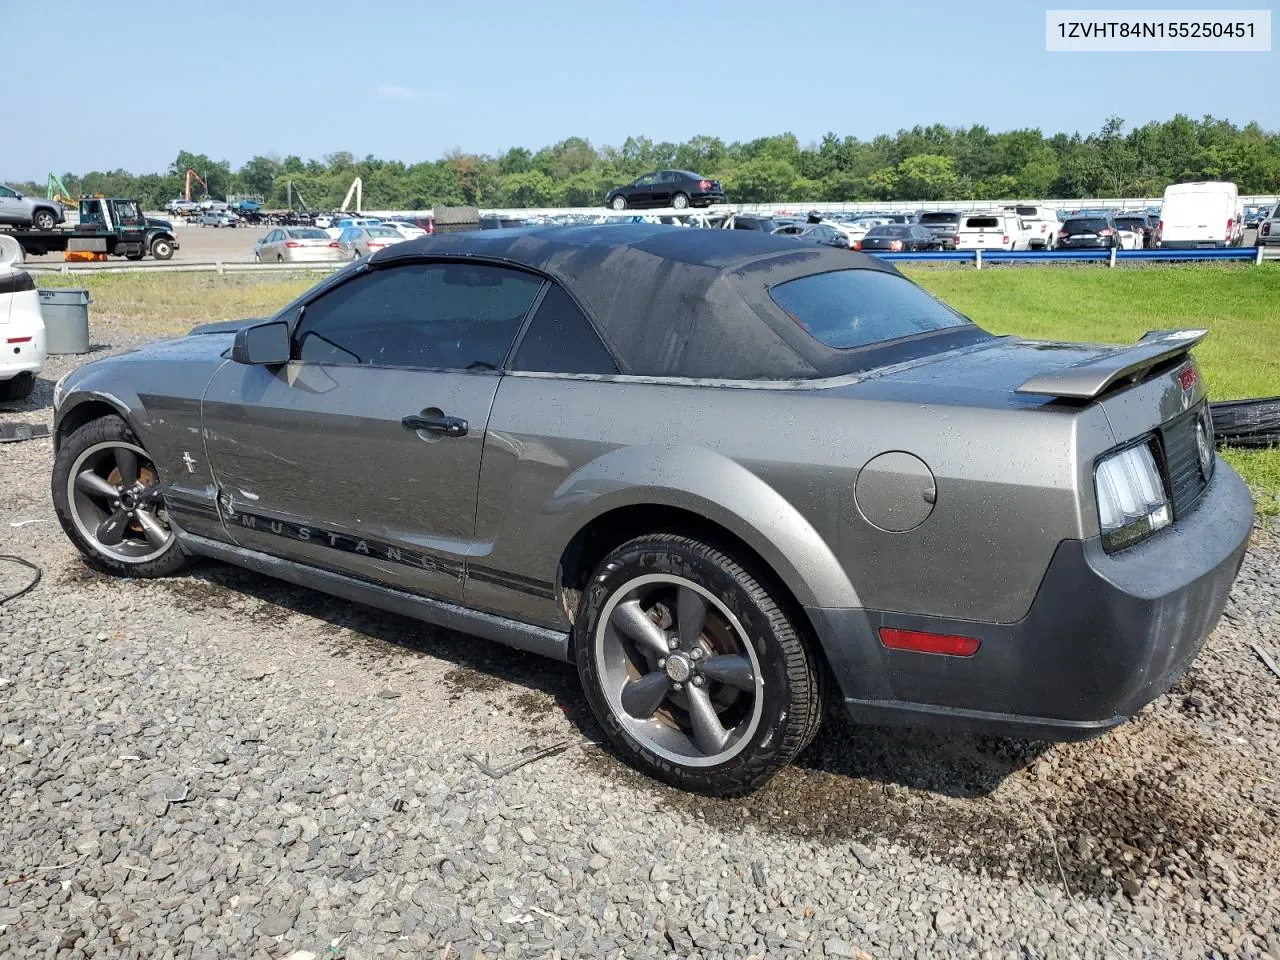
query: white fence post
1257 245 1265 266
974 249 982 271
1109 247 1117 268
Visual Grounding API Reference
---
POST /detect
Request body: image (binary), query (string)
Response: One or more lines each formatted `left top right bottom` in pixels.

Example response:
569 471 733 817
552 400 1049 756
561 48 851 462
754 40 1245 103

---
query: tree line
12 114 1279 212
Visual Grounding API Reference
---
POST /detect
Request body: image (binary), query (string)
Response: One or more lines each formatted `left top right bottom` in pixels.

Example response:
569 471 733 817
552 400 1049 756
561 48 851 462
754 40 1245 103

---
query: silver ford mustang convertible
50 225 1253 794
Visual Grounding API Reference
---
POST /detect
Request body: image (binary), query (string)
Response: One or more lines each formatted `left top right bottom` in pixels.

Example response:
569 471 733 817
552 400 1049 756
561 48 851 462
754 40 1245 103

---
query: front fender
549 443 860 609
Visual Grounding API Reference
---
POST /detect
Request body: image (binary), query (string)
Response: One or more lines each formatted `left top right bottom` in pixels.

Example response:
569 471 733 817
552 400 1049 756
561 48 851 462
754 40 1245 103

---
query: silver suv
0 184 65 231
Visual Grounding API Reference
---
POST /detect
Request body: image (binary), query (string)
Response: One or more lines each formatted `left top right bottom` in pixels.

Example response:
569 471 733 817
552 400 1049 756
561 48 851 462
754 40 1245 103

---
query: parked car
854 224 942 253
794 223 850 248
325 217 383 240
1114 213 1156 249
1057 215 1120 249
728 215 782 232
254 227 345 263
1158 181 1243 248
605 171 725 210
1256 202 1280 247
916 211 964 250
1007 205 1062 250
0 264 45 403
47 225 1252 794
1243 205 1267 228
382 220 429 240
0 184 64 231
955 212 1026 251
165 199 200 217
336 225 408 259
198 211 238 228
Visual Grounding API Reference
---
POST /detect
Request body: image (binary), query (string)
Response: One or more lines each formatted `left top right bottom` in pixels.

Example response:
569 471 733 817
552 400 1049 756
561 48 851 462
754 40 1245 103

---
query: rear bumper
1160 239 1227 249
806 462 1253 740
690 192 726 207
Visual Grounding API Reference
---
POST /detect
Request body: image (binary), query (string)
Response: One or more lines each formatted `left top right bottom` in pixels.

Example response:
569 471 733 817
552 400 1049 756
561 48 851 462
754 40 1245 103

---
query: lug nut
657 658 666 668
672 682 683 692
668 637 679 650
689 648 703 660
692 675 705 686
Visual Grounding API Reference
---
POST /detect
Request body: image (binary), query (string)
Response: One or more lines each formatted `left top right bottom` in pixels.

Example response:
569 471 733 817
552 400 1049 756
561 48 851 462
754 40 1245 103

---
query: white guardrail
22 260 346 275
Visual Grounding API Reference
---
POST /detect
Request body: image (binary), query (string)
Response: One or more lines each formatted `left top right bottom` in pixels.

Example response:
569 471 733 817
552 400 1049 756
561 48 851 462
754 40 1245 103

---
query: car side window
292 262 543 371
511 284 618 375
0 186 15 198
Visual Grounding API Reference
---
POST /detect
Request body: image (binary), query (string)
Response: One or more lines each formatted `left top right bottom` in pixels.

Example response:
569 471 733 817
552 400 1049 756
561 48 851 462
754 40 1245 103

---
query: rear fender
549 443 861 609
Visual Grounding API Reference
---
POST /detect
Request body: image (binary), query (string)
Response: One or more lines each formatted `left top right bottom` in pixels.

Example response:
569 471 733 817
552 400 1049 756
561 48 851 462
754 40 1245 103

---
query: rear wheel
52 415 190 578
32 209 56 231
671 193 689 210
611 196 627 211
0 372 35 403
576 534 823 795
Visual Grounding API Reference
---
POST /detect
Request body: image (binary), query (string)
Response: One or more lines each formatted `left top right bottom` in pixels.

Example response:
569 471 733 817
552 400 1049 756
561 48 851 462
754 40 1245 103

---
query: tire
0 372 35 403
576 533 823 795
151 238 174 260
611 196 627 211
1211 397 1280 448
277 254 284 263
32 209 56 231
671 193 689 210
52 414 190 579
125 253 144 261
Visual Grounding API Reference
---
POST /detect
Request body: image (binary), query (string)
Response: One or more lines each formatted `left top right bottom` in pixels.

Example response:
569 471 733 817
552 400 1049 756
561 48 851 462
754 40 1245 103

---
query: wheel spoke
686 684 731 755
620 671 671 720
134 483 164 505
699 654 756 692
676 587 708 650
611 598 670 659
75 470 120 501
134 509 169 548
114 448 140 487
96 509 131 546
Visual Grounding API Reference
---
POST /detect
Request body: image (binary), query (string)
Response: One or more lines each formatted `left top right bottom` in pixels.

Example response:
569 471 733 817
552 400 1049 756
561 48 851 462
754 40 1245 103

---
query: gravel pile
1 317 1278 959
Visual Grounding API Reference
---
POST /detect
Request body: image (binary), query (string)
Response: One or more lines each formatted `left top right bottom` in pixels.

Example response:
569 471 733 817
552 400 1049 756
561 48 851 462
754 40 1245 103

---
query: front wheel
611 196 627 211
32 209 56 231
576 534 823 795
52 415 190 579
151 238 174 259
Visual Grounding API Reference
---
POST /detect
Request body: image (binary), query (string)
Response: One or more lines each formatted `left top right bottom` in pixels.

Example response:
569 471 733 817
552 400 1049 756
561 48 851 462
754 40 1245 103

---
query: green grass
33 264 1280 519
905 263 1280 519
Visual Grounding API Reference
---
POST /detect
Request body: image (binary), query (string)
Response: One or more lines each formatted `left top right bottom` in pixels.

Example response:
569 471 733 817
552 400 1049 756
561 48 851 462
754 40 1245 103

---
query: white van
954 211 1027 251
1158 182 1242 248
1005 204 1061 249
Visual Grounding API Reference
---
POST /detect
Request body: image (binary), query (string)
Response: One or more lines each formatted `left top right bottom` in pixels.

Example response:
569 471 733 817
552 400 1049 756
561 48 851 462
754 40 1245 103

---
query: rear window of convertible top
768 269 971 351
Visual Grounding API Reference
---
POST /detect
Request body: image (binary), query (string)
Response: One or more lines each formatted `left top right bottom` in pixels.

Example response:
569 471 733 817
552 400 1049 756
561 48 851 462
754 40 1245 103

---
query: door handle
402 413 468 438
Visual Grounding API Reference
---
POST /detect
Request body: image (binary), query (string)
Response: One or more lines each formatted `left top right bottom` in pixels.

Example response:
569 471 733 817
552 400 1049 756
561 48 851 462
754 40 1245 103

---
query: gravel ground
1 316 1278 960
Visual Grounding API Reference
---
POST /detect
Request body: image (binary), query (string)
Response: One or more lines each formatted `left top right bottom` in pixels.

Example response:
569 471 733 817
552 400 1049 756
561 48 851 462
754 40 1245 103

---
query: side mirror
232 320 290 365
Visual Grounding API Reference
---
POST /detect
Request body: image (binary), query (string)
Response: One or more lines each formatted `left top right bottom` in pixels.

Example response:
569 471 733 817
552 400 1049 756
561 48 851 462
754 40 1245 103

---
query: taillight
699 179 711 190
951 234 960 245
1156 220 1163 242
889 239 903 252
284 241 301 248
5 337 33 344
1057 230 1068 239
1099 228 1114 237
852 240 862 251
368 242 386 249
1226 218 1233 237
1001 235 1009 244
328 241 339 247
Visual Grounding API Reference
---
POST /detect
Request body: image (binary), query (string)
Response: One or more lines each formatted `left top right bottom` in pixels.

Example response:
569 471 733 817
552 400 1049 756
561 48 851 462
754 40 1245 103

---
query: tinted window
1015 205 1038 217
769 269 970 350
294 262 542 370
964 216 1000 229
866 225 909 237
287 228 329 239
919 212 960 225
512 285 618 375
1115 218 1146 230
0 186 15 198
1064 218 1110 233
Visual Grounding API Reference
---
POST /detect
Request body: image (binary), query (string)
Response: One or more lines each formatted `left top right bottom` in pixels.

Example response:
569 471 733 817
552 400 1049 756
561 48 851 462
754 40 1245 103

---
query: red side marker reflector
6 337 33 344
1178 367 1198 391
879 627 980 657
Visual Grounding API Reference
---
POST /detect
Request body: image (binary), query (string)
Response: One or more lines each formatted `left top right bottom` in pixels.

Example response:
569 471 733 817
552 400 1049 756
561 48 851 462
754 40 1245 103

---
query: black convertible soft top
372 224 986 380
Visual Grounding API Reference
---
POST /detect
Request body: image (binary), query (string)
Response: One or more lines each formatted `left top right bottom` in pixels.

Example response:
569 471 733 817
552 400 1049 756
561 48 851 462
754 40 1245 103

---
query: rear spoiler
1014 329 1208 400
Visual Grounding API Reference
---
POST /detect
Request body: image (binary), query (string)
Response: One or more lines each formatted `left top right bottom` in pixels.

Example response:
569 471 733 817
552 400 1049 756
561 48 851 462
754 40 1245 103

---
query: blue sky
5 0 1275 179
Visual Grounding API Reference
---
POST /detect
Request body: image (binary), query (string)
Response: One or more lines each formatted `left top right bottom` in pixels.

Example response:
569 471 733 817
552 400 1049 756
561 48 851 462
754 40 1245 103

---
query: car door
629 173 659 207
200 259 545 600
650 171 677 207
0 186 19 225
